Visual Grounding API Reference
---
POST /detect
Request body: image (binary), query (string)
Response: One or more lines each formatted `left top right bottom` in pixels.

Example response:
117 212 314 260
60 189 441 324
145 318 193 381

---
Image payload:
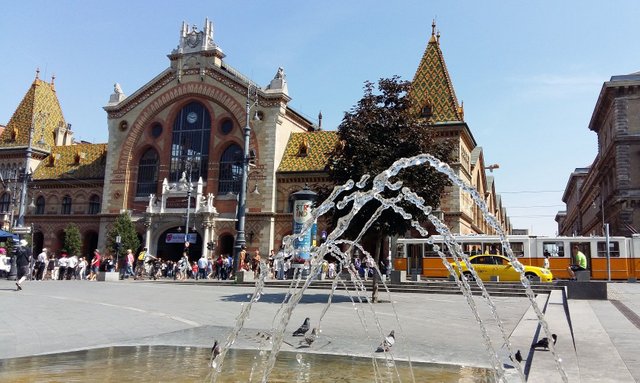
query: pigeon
514 350 522 363
375 330 395 352
299 327 317 347
211 340 221 360
531 334 557 350
293 317 310 336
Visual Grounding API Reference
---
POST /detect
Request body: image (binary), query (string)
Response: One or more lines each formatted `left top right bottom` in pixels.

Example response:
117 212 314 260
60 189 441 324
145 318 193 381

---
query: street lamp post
8 115 36 280
234 84 259 274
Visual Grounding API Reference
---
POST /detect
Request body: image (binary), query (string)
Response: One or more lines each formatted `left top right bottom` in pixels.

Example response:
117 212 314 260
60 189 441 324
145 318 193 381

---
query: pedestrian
15 239 32 291
67 253 78 280
89 249 101 281
0 248 9 278
543 251 550 270
567 245 588 280
58 251 68 281
197 255 208 280
36 247 48 280
253 249 261 278
77 257 87 280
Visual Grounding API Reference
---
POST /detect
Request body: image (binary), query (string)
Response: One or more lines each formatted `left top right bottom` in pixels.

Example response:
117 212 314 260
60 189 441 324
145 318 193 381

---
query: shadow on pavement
220 292 370 304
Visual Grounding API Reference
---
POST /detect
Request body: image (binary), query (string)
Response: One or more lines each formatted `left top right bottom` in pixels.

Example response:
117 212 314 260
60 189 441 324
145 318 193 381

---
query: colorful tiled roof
409 21 463 123
0 74 66 150
32 143 107 180
278 131 338 172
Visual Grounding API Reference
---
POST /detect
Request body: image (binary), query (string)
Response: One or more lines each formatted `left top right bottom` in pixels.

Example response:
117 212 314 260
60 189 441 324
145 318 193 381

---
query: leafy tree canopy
63 223 82 257
325 76 452 240
106 212 140 257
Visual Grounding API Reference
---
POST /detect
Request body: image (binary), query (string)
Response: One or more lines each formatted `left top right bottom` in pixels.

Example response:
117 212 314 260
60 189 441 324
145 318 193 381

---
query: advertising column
291 187 317 265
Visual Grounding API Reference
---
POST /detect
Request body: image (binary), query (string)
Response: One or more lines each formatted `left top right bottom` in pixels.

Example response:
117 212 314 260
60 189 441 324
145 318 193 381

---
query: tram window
597 241 620 257
543 242 565 257
510 242 524 257
426 243 450 257
484 243 501 255
396 244 405 258
463 243 482 255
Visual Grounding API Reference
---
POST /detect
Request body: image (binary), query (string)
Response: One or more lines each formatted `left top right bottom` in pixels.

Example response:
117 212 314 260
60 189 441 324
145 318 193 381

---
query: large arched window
136 148 159 197
218 144 243 194
61 195 72 215
0 193 10 213
35 196 45 215
88 194 101 215
169 102 211 182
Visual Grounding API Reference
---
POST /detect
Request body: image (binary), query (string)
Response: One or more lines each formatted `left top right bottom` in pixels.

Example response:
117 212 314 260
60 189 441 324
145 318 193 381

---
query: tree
325 76 452 302
63 223 82 257
106 212 140 265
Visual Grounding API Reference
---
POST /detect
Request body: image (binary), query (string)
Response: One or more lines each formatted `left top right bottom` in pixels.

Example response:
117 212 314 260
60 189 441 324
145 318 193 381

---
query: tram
393 234 640 280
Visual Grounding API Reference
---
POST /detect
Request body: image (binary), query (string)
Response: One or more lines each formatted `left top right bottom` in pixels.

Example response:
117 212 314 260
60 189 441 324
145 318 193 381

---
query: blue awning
0 229 18 240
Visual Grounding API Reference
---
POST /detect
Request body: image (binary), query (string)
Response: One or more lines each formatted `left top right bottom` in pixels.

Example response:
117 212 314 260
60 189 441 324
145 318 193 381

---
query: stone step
526 290 579 382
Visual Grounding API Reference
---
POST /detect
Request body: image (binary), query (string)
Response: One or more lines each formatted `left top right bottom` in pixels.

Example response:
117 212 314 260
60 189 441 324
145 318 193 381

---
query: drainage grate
610 299 640 330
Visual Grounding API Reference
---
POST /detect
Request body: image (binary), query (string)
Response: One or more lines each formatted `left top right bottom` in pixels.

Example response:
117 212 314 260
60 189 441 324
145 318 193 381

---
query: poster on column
293 199 313 260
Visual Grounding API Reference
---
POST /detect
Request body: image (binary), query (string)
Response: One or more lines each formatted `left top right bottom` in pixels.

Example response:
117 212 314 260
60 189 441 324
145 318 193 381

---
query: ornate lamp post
234 84 259 273
8 113 37 280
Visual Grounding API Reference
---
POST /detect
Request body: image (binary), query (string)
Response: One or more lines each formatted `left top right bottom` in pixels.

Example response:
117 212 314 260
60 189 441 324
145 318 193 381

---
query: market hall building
0 20 510 261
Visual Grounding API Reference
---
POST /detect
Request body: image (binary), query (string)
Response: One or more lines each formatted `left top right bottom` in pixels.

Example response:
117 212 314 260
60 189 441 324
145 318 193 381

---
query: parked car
450 254 553 282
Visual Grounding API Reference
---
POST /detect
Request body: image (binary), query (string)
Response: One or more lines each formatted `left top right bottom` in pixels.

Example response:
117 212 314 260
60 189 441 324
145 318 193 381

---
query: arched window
88 194 101 215
136 148 159 197
35 196 45 215
0 193 10 213
61 195 72 215
218 144 243 194
169 102 211 182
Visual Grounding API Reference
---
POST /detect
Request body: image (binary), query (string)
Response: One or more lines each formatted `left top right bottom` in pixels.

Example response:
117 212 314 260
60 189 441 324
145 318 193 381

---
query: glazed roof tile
32 143 107 180
0 79 65 150
278 131 338 173
409 24 463 123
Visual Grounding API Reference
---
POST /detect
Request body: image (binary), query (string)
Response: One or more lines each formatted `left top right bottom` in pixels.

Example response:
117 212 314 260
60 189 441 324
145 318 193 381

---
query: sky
2 1 640 236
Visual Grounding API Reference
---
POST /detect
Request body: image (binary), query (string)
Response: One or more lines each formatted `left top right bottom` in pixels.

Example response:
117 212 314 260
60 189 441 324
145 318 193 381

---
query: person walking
36 248 48 280
15 239 33 291
58 251 68 281
197 255 208 280
89 250 101 281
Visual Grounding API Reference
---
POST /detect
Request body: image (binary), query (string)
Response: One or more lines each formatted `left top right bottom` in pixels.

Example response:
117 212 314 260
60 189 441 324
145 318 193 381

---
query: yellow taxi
451 254 553 283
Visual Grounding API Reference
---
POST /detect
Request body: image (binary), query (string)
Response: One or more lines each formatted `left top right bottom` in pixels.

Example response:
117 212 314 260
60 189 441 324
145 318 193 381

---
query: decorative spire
409 23 463 123
35 67 40 80
51 74 56 91
318 111 323 129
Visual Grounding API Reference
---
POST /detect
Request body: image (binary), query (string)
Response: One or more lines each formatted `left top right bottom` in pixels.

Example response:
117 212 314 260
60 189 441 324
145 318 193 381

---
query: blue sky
2 1 640 236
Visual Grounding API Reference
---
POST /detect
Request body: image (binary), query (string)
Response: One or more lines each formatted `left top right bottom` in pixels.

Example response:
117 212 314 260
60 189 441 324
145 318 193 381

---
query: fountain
210 154 568 383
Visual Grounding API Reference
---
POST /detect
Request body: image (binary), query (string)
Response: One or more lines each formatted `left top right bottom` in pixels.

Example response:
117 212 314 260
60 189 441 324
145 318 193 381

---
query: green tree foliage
326 76 452 240
63 223 82 257
325 76 453 301
106 212 140 258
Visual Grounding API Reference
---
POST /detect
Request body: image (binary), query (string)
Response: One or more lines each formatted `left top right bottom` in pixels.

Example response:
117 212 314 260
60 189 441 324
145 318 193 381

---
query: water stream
211 154 567 383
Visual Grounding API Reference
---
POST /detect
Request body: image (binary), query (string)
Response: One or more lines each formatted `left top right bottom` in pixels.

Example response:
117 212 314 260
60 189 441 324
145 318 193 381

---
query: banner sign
165 233 197 244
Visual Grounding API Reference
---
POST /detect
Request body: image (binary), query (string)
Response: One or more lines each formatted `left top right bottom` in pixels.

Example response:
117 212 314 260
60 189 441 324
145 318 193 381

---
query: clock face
187 112 198 124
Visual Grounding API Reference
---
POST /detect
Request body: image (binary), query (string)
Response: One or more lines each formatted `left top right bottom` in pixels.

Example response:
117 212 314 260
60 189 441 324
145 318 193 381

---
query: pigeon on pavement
531 334 557 350
299 328 317 347
375 330 395 352
293 317 310 337
211 340 221 360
